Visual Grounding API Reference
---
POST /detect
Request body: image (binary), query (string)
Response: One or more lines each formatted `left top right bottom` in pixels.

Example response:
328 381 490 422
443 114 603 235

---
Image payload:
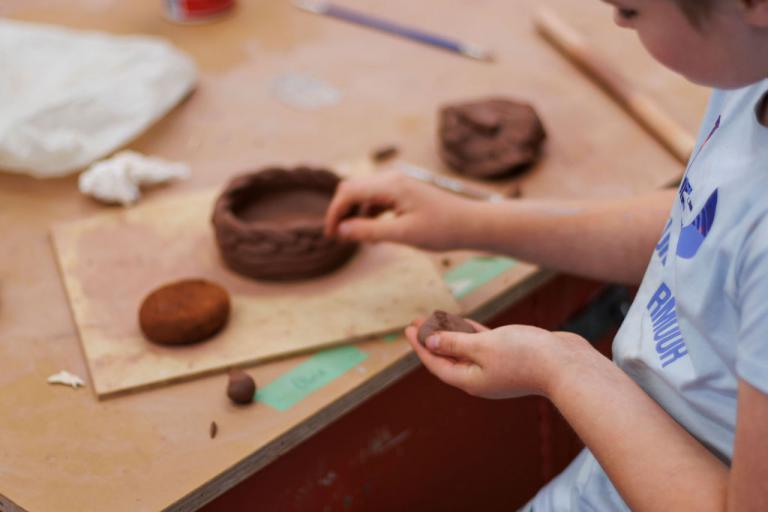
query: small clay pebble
209 421 218 439
139 279 230 346
371 145 400 163
227 369 256 405
507 183 523 199
417 310 478 347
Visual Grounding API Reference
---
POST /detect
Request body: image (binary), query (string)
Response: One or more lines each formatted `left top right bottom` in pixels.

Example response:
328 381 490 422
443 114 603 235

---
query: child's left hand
405 319 582 400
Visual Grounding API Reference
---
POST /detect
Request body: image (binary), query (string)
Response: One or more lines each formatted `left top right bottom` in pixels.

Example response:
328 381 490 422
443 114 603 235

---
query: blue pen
293 0 495 62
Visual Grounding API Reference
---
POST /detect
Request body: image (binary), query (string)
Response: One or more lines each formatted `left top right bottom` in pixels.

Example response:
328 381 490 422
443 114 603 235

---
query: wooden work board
51 171 459 398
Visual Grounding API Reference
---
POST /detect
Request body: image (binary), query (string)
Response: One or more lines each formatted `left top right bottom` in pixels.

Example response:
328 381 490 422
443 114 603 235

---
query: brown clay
438 98 546 180
211 167 358 281
371 144 399 163
417 310 477 347
209 421 218 439
139 279 230 345
227 369 256 405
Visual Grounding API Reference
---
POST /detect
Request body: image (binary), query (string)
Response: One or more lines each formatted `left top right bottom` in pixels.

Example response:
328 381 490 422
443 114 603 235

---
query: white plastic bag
0 19 196 178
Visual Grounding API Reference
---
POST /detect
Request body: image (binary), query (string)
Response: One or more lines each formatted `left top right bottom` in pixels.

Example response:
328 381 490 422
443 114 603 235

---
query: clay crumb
210 421 218 439
371 145 399 163
507 183 523 199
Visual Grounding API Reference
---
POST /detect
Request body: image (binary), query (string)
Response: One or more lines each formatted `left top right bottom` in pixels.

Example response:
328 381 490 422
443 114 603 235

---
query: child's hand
324 172 481 251
405 319 579 399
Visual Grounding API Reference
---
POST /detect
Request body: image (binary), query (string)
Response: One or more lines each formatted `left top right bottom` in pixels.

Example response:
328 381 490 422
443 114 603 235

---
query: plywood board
51 188 459 398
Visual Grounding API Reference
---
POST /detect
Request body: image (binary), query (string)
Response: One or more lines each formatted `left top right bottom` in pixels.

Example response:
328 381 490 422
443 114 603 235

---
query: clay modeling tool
534 8 695 164
293 0 495 62
397 162 505 202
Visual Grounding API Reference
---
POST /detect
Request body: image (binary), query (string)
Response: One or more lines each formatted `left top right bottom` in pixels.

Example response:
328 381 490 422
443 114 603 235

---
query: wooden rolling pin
534 8 696 165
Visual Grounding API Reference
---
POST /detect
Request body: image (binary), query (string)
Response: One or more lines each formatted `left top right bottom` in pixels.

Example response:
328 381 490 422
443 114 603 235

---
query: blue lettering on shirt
655 219 673 265
646 282 689 368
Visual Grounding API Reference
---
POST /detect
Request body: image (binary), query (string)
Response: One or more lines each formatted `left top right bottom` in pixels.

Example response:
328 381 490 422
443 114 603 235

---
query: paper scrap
47 370 86 389
78 150 189 205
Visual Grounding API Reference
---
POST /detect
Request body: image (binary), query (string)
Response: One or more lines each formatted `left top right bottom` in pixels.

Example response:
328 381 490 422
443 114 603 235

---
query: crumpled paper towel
0 19 196 178
78 150 190 205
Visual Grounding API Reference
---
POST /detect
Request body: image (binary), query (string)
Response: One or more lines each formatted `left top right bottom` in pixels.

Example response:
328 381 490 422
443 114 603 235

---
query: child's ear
742 0 768 27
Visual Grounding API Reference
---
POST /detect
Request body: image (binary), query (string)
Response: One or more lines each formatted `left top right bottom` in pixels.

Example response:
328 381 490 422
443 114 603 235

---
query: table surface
0 1 708 510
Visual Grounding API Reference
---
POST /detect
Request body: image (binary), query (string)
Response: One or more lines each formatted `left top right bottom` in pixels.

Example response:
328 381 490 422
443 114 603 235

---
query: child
324 0 768 509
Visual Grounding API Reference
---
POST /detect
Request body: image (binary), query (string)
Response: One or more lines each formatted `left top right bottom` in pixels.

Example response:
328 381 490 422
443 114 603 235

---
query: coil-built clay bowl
211 167 358 281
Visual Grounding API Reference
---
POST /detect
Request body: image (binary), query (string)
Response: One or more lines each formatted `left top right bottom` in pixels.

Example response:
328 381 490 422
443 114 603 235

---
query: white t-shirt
527 78 768 511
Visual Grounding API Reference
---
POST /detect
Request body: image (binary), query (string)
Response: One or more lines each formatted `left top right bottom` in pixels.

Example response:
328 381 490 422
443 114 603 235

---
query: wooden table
0 1 708 510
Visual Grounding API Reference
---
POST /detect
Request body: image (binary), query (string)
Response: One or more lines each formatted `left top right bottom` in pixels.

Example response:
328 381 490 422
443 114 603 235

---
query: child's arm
406 325 768 511
325 173 673 285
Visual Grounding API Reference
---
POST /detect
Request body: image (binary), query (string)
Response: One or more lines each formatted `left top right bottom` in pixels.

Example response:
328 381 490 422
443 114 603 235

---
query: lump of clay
417 310 478 347
438 98 546 180
227 369 256 405
139 279 230 345
211 166 358 281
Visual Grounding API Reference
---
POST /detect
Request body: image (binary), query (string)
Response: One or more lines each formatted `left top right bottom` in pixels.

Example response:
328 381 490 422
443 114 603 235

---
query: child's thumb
425 331 480 362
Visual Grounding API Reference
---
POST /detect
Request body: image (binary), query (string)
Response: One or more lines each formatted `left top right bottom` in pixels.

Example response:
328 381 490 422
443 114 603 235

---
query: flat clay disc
417 310 477 347
139 279 230 345
438 98 546 180
211 167 358 281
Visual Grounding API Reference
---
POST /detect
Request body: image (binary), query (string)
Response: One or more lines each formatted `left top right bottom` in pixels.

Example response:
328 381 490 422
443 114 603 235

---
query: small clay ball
417 310 478 347
227 369 256 405
139 279 230 346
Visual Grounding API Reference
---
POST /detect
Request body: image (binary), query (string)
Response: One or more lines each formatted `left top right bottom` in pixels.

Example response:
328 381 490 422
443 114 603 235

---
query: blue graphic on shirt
655 219 673 265
679 178 694 212
646 283 689 368
677 189 718 259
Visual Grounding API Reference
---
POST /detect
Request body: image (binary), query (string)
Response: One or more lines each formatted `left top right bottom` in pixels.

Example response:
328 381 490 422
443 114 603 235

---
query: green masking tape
256 345 368 411
443 256 517 298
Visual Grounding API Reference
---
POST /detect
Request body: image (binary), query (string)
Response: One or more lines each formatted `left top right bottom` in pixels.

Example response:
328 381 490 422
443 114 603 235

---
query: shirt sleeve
736 212 768 395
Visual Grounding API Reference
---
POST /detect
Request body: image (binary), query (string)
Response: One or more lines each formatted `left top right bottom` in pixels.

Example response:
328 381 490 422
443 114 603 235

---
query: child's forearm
462 189 675 285
547 336 728 511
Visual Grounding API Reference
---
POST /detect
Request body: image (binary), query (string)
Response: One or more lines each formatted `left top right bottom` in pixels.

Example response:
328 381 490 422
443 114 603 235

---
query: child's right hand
324 171 482 251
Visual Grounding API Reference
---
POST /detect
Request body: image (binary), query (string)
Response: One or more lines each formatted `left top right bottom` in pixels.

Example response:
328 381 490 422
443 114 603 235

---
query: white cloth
0 19 196 178
529 78 768 510
78 150 189 205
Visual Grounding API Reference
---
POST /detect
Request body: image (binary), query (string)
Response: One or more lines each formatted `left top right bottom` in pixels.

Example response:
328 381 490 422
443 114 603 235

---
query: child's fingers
337 216 404 243
404 328 478 390
410 317 425 329
324 187 360 237
465 318 490 332
425 331 483 363
324 176 399 237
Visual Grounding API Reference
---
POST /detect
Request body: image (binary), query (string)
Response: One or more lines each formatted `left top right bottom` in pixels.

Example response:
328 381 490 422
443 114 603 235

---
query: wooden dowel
534 8 695 165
